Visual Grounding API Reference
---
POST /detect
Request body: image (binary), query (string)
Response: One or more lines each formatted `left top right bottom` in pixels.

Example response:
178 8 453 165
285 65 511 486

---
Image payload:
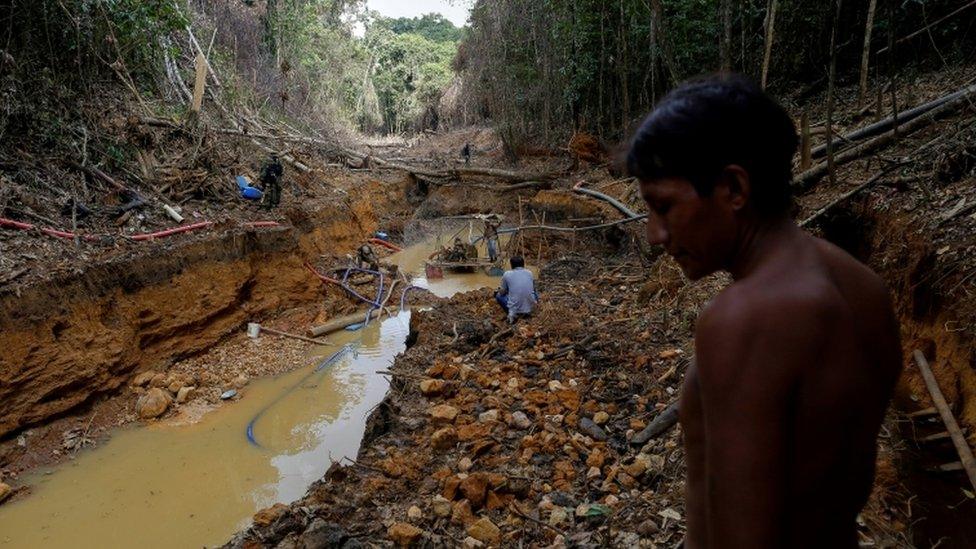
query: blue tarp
236 175 263 200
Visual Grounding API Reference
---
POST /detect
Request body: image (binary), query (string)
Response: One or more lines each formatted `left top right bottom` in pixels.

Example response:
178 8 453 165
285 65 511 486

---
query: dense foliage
455 0 976 147
377 13 466 43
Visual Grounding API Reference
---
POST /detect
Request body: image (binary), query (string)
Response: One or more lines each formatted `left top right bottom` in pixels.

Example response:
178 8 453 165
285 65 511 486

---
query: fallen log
793 87 976 193
913 350 976 491
572 183 641 219
341 147 563 183
811 82 976 159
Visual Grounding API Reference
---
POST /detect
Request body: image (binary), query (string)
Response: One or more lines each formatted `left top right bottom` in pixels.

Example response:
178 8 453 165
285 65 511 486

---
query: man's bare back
626 75 902 547
681 225 901 548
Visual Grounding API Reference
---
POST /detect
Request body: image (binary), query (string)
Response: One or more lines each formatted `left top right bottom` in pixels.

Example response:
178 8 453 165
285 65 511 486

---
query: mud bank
0 199 382 439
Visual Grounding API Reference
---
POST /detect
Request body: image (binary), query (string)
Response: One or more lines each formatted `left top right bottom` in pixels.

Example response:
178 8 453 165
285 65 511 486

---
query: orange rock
388 522 423 547
443 475 462 500
460 472 489 508
432 427 458 450
523 390 551 406
555 389 580 410
457 422 491 441
429 404 460 423
451 499 477 526
466 517 502 546
252 503 288 527
419 379 447 397
380 457 405 478
586 449 605 468
487 473 507 489
630 418 647 430
485 490 511 511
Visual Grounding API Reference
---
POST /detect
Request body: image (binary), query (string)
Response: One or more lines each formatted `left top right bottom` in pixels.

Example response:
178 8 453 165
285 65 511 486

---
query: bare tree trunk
858 0 878 108
720 0 732 71
740 0 747 73
826 0 844 186
761 0 779 89
652 0 680 86
800 111 812 170
889 0 900 139
649 0 660 102
619 1 631 130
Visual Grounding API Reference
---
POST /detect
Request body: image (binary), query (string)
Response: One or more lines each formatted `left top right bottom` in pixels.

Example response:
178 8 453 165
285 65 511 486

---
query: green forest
2 0 974 147
2 2 976 548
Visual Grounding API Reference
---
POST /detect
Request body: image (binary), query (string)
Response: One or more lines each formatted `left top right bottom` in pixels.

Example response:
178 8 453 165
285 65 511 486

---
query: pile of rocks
228 255 709 548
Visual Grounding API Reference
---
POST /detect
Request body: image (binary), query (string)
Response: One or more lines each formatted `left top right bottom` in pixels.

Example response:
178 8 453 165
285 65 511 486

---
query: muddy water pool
0 238 506 548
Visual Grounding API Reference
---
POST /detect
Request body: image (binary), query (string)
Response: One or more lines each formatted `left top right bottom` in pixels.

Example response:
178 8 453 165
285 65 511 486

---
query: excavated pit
816 201 976 548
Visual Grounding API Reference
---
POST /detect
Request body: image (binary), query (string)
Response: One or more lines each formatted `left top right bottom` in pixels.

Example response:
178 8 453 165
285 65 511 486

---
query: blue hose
339 268 385 308
245 344 354 447
399 285 425 311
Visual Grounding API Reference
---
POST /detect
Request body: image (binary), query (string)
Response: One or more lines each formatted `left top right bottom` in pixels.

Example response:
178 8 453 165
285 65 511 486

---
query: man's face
639 176 739 280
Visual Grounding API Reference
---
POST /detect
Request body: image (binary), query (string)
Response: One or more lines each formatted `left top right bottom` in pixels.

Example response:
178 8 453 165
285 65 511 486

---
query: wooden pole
913 350 976 491
191 52 207 112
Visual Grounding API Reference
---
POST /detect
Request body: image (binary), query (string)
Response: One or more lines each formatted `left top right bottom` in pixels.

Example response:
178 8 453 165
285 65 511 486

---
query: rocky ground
226 250 914 548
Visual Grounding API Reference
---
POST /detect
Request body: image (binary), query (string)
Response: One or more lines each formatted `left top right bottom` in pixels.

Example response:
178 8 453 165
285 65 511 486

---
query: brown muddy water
0 237 507 548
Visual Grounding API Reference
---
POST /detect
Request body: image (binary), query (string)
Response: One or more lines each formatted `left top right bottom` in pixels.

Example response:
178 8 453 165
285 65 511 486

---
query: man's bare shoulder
810 234 894 309
695 260 847 388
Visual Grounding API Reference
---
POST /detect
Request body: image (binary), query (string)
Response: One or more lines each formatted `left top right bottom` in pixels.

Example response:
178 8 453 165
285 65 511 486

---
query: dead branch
913 350 976 491
794 87 976 192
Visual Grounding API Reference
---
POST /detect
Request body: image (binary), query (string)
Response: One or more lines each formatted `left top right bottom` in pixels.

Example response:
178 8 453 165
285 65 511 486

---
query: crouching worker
494 256 538 324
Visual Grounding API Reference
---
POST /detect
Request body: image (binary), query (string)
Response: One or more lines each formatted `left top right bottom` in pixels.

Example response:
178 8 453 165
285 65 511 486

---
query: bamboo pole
913 350 976 491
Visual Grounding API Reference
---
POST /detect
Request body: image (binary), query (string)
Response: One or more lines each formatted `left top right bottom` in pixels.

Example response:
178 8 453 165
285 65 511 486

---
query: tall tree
858 0 879 108
720 0 732 71
761 0 779 89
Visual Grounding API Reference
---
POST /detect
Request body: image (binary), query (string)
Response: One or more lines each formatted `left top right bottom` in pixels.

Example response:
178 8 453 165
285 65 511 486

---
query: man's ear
720 165 751 212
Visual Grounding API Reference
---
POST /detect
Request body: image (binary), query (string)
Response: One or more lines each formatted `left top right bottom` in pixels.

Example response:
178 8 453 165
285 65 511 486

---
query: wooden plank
920 431 952 443
908 406 938 418
191 52 207 112
913 350 976 490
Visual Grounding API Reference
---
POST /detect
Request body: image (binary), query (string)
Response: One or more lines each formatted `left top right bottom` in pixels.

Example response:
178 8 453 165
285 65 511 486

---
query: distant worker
260 154 283 209
461 143 471 165
483 217 501 262
495 256 537 324
357 243 379 272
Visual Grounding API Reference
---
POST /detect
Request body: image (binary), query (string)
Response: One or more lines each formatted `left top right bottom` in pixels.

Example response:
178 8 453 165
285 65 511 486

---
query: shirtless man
626 75 902 548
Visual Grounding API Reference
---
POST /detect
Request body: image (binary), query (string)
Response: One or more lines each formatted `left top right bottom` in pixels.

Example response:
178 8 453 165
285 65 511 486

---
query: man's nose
646 217 668 246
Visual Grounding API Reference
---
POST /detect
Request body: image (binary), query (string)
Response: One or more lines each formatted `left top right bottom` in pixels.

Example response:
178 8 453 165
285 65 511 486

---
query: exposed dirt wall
0 200 378 439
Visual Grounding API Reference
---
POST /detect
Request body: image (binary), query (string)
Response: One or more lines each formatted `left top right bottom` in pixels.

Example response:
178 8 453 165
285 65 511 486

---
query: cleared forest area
1 1 975 548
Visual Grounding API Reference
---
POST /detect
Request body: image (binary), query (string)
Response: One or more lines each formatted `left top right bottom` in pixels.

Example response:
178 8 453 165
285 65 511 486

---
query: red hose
129 221 214 241
1 217 280 243
0 218 98 241
369 237 402 252
305 263 340 285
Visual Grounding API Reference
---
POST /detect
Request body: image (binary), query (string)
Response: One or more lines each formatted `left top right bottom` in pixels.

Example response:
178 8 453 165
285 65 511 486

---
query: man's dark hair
510 256 525 269
626 74 798 217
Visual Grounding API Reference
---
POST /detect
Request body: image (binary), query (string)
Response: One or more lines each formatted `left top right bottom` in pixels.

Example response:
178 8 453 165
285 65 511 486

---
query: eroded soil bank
0 180 399 441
